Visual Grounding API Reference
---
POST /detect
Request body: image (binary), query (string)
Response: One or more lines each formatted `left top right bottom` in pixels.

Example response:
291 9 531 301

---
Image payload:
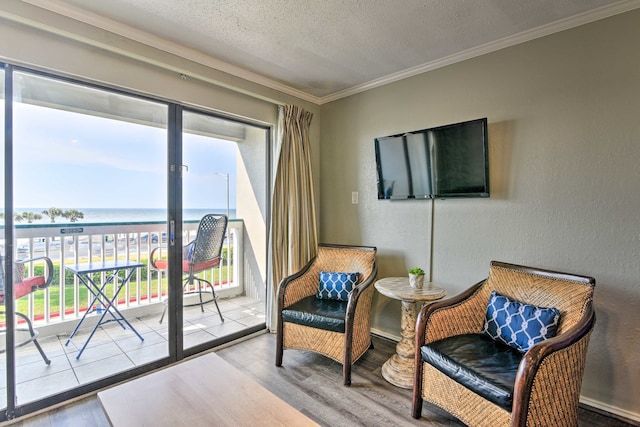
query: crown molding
19 0 640 106
20 0 321 105
318 0 640 104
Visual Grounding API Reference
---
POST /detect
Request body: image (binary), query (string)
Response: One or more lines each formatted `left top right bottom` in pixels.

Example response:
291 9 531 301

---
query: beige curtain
270 104 318 297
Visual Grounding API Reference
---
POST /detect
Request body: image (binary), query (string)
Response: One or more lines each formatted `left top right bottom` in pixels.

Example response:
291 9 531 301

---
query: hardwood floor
8 333 638 426
7 397 108 427
219 333 462 426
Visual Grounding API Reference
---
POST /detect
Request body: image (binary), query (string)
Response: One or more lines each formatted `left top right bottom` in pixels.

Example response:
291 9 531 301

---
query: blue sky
12 103 237 210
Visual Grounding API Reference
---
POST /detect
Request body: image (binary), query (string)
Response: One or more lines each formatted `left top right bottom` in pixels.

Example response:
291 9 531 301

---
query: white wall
319 10 640 420
236 125 270 302
3 0 638 420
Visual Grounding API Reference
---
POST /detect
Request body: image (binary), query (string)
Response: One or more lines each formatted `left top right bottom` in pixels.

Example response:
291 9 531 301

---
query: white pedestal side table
375 277 446 389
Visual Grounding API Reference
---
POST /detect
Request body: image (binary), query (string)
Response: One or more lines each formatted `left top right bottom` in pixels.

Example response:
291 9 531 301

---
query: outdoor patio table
65 260 144 359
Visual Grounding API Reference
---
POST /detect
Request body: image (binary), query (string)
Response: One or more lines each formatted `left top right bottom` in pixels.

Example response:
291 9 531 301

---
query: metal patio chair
0 256 54 365
151 214 228 324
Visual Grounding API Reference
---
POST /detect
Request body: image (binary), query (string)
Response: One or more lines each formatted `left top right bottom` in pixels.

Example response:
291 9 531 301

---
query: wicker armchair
275 244 377 386
412 261 596 427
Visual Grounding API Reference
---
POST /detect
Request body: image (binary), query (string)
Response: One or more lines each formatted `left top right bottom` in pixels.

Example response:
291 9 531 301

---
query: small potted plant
408 267 425 289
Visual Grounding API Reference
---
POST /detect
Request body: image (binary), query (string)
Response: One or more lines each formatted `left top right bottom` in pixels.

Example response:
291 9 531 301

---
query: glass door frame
1 63 175 419
1 62 272 421
3 62 19 421
167 103 184 360
174 105 272 358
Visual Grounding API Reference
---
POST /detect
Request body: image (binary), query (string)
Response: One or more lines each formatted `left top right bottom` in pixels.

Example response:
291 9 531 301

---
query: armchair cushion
12 276 47 300
316 271 359 301
420 333 523 410
282 295 348 333
482 290 560 353
1 276 47 303
151 258 220 273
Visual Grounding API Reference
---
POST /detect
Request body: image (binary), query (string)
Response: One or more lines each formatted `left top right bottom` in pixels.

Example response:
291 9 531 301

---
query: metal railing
8 220 243 326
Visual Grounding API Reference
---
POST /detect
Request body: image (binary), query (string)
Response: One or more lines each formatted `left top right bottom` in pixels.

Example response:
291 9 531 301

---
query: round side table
374 277 446 389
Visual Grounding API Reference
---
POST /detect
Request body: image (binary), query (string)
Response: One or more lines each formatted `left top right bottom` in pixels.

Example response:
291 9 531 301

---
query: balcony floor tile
16 368 80 404
73 353 135 384
1 295 264 405
125 341 169 366
16 354 73 384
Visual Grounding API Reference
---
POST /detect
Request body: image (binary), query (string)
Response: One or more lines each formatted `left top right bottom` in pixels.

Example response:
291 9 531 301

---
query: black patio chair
151 214 228 324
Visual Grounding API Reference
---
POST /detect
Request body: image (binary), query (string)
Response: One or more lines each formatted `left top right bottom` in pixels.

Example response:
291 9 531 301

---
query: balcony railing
8 219 243 327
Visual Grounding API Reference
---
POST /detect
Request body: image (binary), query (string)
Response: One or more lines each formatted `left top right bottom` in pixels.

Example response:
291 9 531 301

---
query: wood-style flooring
7 333 638 427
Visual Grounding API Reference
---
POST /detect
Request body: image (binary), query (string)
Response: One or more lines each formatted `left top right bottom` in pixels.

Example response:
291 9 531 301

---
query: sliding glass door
9 69 169 407
1 67 6 415
179 109 268 353
0 64 271 419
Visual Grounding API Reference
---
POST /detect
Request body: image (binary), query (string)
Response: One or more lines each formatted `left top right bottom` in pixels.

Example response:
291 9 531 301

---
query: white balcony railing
9 220 243 327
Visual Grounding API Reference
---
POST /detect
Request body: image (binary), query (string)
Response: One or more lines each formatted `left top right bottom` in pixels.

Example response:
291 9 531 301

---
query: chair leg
412 397 424 419
164 277 224 323
15 312 51 365
343 363 352 386
193 277 224 322
275 318 284 367
32 336 51 366
159 300 168 324
343 336 354 386
412 361 425 418
210 284 224 323
275 335 283 367
197 279 205 313
185 276 206 313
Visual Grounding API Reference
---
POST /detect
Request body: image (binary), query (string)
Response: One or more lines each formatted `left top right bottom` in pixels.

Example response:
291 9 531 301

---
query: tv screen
374 133 431 200
375 118 489 199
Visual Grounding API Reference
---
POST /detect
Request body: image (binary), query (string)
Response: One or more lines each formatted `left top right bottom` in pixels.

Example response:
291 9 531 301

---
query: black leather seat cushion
282 295 347 333
420 333 523 411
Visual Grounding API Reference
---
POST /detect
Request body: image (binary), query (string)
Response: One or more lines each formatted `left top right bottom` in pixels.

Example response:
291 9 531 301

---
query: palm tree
19 212 43 223
42 207 64 223
62 209 84 222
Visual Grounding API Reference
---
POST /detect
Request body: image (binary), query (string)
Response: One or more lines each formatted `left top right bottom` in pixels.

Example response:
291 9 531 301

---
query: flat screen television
375 118 489 199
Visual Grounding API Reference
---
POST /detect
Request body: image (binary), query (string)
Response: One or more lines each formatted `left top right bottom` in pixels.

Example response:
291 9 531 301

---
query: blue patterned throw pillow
316 271 359 301
482 290 561 353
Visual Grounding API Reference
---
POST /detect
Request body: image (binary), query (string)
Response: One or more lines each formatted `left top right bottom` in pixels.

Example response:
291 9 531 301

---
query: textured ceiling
23 0 639 103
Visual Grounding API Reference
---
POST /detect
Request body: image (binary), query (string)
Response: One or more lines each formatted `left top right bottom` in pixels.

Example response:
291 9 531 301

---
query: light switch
351 191 359 204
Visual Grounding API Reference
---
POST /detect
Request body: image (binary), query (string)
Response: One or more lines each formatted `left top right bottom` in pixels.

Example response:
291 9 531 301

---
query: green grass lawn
13 257 233 319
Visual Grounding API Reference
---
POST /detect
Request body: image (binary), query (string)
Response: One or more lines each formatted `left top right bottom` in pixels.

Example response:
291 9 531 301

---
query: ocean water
14 208 235 224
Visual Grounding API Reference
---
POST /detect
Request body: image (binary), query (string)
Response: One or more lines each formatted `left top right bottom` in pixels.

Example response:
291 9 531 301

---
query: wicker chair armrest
15 256 54 290
511 304 596 425
346 261 378 324
415 279 487 348
276 256 317 310
276 243 377 318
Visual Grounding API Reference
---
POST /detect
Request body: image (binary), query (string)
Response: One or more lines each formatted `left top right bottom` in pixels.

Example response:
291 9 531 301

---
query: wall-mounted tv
375 118 489 199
